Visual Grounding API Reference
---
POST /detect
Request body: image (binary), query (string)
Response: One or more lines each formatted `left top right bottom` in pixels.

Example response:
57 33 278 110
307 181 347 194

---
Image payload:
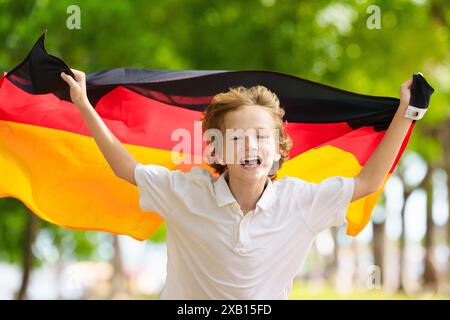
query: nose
244 134 258 153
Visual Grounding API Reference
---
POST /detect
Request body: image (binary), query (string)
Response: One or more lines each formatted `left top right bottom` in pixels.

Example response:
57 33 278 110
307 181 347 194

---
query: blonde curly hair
201 85 292 181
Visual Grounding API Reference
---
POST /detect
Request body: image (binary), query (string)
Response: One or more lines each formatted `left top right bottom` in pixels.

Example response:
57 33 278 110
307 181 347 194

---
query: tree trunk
351 239 361 289
398 188 412 294
422 168 438 292
110 235 129 298
372 220 385 287
325 227 339 288
16 214 38 300
398 205 407 293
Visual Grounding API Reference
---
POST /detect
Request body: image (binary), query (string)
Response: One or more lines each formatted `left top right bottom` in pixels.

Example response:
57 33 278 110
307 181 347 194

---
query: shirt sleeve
134 163 186 220
299 176 355 235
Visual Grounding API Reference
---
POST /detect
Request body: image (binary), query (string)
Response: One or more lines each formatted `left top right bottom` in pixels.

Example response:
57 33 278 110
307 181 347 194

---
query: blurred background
0 0 449 300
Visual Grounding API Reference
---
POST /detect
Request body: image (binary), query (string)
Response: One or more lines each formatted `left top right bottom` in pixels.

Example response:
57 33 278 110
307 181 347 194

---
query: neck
226 172 267 213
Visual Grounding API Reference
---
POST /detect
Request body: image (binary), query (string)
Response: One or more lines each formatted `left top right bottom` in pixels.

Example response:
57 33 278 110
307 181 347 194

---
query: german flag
0 33 431 240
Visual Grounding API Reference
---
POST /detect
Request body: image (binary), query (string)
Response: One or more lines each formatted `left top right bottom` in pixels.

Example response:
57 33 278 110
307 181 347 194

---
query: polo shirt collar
213 171 276 211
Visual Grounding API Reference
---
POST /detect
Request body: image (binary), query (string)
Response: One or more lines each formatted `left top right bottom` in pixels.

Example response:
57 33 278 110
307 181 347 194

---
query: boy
61 69 414 299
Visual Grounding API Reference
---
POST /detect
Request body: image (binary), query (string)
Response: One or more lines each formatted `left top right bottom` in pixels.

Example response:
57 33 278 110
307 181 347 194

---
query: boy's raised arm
352 77 414 202
61 68 138 185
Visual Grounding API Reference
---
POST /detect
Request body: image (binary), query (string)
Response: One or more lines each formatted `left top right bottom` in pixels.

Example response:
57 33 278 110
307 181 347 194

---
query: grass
129 282 450 300
288 282 449 300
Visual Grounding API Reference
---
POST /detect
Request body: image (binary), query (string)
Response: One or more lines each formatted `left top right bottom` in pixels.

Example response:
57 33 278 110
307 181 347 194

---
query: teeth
240 157 262 165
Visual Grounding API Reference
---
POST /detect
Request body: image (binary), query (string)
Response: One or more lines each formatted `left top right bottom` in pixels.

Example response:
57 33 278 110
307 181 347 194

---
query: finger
69 68 83 76
402 77 413 89
70 68 85 82
61 72 79 88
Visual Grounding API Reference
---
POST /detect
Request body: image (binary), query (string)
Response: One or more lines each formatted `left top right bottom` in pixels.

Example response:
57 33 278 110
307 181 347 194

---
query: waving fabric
0 32 432 240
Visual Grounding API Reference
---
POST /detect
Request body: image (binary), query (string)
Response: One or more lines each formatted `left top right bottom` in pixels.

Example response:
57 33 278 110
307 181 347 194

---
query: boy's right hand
61 68 89 107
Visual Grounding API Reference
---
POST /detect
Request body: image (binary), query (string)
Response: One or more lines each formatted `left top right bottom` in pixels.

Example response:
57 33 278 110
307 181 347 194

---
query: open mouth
239 156 262 169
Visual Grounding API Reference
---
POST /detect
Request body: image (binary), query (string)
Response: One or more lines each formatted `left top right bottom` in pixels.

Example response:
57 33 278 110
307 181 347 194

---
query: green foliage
0 198 29 263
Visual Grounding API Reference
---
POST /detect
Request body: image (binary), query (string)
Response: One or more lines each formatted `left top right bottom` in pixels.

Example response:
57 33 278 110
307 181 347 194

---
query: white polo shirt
134 163 354 300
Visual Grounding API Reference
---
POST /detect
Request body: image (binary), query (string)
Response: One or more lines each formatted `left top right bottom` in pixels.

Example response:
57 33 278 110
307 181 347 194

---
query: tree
15 213 38 300
421 166 438 292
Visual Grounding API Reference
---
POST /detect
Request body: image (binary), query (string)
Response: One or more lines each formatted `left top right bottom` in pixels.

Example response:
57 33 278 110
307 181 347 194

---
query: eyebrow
227 127 274 130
